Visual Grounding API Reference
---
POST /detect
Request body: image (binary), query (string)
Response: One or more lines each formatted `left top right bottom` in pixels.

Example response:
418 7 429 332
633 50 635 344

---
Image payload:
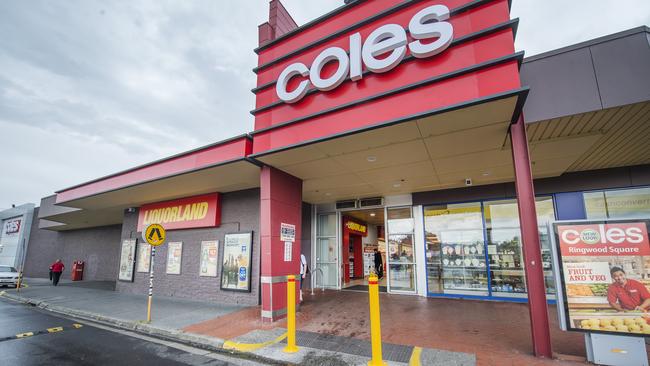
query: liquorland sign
137 193 221 231
276 5 453 103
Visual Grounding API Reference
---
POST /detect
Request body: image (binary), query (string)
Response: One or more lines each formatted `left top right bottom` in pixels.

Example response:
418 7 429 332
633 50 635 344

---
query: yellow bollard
283 275 299 353
367 273 387 366
16 270 22 292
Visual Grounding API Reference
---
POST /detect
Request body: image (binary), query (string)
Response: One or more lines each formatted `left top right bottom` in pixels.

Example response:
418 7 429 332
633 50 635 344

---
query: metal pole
367 273 386 366
283 275 299 353
146 246 155 323
510 115 552 358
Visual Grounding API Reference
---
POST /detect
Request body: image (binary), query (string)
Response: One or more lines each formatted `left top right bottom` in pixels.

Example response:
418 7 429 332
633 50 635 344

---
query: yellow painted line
72 324 83 329
223 332 287 352
16 332 34 339
409 346 422 366
47 327 64 333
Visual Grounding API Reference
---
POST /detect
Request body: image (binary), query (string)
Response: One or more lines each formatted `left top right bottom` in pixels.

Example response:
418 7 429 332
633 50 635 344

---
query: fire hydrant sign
553 219 650 337
280 223 295 242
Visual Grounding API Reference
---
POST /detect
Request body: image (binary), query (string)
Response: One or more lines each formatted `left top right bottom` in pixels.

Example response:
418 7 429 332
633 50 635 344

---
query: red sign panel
557 222 650 257
344 217 368 237
137 193 221 232
252 0 520 156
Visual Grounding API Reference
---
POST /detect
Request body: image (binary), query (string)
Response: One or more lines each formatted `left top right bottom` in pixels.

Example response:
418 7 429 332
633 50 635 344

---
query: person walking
374 248 383 279
299 253 308 303
50 259 65 286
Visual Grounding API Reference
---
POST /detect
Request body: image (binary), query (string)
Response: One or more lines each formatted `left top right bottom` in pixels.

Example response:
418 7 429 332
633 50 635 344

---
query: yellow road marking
47 327 64 333
72 324 83 329
16 332 34 338
223 332 287 352
409 346 422 366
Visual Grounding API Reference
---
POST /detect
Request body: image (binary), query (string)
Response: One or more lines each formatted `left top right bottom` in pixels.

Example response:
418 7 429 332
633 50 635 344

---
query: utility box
71 260 84 281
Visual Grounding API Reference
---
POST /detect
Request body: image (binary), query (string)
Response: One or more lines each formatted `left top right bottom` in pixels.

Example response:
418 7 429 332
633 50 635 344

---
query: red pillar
510 115 553 358
260 166 302 321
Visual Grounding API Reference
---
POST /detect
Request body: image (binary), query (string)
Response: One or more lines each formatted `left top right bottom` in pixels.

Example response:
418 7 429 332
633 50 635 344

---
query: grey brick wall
116 189 261 306
24 207 122 281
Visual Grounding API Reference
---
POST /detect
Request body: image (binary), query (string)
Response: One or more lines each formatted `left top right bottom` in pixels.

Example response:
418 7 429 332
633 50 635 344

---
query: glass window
424 203 487 295
315 213 338 288
386 207 416 292
485 197 556 297
585 187 650 219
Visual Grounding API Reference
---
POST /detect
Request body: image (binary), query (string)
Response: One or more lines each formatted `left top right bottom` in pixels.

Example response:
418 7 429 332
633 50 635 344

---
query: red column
510 115 553 358
260 166 302 321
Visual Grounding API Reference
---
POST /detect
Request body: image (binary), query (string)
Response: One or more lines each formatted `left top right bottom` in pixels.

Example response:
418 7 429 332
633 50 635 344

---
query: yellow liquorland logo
142 202 209 226
346 221 367 234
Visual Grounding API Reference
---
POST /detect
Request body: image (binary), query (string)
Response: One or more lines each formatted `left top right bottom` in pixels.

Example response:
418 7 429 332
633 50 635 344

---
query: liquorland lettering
276 5 454 103
142 202 209 226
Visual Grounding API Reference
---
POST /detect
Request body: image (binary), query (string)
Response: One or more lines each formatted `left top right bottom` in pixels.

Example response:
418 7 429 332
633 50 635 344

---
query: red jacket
50 262 65 273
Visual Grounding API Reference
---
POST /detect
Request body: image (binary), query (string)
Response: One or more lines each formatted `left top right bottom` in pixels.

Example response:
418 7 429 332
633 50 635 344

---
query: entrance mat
342 285 387 292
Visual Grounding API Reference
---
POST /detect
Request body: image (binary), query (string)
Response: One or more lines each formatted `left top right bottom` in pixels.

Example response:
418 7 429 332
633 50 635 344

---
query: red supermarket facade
22 0 650 359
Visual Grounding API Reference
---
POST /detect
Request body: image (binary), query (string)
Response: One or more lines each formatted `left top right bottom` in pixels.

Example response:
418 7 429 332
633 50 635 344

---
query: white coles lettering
275 4 453 103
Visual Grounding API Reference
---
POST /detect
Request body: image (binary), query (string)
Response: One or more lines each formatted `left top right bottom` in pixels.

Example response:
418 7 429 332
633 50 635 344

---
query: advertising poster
221 232 253 292
118 239 137 281
199 240 219 277
554 219 650 337
280 223 295 242
166 242 183 275
136 243 151 273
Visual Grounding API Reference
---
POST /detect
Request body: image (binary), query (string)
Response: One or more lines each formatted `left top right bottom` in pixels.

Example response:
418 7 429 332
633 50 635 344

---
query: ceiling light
392 183 401 188
370 213 376 217
482 172 490 176
325 192 332 196
366 156 377 162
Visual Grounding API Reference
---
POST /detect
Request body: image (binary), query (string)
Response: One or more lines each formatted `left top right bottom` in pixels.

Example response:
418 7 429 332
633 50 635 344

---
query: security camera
465 178 473 186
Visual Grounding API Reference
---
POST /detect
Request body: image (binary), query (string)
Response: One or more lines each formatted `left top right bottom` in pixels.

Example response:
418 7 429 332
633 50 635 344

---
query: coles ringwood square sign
557 222 650 256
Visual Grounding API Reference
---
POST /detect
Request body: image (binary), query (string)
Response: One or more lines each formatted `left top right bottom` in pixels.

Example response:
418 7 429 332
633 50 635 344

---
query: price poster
221 232 253 292
199 240 219 277
554 219 650 337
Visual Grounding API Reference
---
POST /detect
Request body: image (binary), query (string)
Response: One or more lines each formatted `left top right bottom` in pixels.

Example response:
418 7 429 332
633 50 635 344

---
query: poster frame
166 241 183 275
552 218 650 338
199 240 219 277
118 239 137 282
136 242 152 273
220 231 253 293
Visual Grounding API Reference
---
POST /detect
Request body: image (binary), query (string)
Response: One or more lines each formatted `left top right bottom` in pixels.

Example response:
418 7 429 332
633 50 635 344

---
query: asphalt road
0 297 269 366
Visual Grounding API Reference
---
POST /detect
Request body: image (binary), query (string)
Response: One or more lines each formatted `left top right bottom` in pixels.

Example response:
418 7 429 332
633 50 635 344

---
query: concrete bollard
367 273 387 366
283 275 299 353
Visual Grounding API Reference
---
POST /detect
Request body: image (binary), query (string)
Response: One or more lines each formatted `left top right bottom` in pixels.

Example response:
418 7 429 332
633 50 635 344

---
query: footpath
0 278 475 366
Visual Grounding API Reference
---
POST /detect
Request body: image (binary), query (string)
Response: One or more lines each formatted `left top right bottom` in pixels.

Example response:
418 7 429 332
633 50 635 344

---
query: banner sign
118 239 137 282
199 240 219 277
221 232 253 292
137 193 221 232
554 219 650 337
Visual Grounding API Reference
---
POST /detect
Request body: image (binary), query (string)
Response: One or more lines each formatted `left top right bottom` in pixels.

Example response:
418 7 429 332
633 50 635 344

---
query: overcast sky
1 0 649 210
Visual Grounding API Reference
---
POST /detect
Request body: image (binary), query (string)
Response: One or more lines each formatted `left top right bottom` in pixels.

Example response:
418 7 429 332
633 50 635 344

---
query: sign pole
147 246 155 323
142 223 166 324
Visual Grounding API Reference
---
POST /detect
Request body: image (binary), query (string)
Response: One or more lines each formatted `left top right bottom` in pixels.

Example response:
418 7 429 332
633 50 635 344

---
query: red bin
71 261 84 281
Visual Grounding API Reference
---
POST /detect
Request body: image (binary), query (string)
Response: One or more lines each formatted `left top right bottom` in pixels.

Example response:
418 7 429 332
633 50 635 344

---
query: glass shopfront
386 207 417 293
424 197 556 300
584 186 650 219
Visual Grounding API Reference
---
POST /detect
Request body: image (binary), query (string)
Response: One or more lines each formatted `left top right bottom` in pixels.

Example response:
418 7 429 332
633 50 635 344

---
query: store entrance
341 208 387 292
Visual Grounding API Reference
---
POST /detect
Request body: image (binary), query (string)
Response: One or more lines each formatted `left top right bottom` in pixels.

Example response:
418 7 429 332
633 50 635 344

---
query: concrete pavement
1 277 478 365
0 297 270 365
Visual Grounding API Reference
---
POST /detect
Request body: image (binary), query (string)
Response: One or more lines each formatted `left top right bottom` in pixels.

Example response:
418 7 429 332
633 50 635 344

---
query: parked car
0 266 19 288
